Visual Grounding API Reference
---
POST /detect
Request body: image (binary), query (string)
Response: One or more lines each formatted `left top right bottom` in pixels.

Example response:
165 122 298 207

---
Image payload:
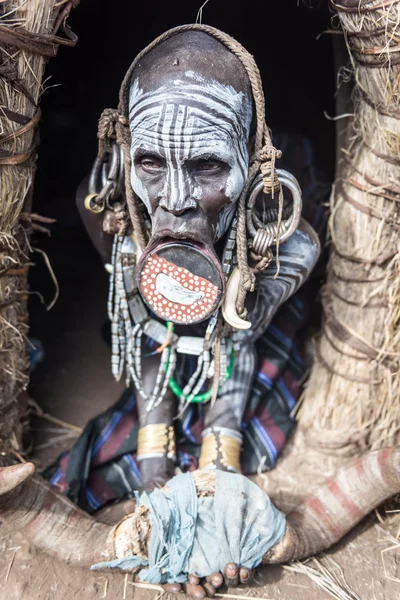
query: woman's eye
140 157 163 171
196 160 221 172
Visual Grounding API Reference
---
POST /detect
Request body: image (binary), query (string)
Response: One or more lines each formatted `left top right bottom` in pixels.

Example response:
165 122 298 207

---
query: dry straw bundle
0 0 78 459
298 0 400 454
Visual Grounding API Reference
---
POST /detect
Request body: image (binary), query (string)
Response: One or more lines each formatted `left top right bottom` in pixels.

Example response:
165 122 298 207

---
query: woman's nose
158 168 198 215
165 204 196 217
159 194 197 215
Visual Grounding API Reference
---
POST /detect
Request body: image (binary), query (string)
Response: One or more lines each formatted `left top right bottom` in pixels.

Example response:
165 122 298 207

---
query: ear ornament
246 169 302 261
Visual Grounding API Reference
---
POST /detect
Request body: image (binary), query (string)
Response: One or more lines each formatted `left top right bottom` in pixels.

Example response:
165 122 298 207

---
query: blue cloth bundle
91 470 286 583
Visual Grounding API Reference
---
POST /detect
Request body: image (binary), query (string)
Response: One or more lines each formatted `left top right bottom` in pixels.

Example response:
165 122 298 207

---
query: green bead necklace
161 322 235 404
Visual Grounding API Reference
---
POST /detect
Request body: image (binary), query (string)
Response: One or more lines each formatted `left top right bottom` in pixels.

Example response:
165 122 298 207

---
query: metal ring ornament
85 143 125 213
84 192 104 214
107 144 125 203
246 169 302 256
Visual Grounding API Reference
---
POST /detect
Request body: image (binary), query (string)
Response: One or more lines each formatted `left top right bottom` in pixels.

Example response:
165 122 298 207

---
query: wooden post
298 0 400 455
0 1 78 460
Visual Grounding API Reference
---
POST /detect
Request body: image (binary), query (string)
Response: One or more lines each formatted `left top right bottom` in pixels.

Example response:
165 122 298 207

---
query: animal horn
0 462 35 494
222 268 251 330
263 447 400 563
0 463 118 567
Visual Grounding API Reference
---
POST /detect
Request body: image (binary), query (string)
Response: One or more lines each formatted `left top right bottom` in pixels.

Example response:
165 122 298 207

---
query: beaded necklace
108 227 238 414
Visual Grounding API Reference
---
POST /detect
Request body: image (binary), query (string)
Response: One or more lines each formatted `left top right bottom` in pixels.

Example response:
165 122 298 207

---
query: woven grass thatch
298 0 400 455
0 0 78 460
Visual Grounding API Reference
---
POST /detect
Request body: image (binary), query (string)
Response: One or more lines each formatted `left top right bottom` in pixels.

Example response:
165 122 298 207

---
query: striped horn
3 449 398 570
264 447 400 563
0 462 35 495
0 463 117 567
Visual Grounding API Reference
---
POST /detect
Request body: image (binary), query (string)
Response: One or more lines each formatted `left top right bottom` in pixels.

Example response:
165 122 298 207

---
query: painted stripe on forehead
130 98 249 145
131 108 246 156
130 85 244 122
154 102 167 155
158 102 194 212
129 78 248 112
162 103 176 205
131 103 246 147
129 80 252 136
131 117 243 155
176 104 191 206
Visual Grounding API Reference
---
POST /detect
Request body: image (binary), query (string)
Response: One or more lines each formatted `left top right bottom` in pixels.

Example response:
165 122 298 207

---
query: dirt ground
2 235 398 600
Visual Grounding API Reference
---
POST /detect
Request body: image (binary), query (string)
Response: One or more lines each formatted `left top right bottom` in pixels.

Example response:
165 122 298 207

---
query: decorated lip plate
137 242 224 325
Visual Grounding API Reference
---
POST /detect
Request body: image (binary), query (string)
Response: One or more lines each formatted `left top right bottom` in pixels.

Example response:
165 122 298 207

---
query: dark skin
163 565 254 598
135 351 177 490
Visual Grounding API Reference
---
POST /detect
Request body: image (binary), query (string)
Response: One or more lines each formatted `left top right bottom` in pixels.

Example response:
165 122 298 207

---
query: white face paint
128 76 252 238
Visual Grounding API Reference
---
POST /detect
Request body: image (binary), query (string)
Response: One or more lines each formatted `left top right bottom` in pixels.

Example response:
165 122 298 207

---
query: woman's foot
162 564 255 598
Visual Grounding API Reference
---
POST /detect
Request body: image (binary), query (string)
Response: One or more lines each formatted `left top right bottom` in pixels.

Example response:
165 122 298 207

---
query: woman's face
129 75 252 245
128 73 253 325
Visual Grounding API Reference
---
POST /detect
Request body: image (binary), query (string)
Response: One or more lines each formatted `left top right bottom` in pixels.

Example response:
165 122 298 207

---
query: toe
207 573 224 589
224 563 239 587
184 583 207 599
188 574 200 586
239 567 253 584
162 583 182 593
203 582 216 597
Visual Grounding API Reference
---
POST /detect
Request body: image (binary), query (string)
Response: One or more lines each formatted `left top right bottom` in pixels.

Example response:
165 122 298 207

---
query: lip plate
137 240 224 325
